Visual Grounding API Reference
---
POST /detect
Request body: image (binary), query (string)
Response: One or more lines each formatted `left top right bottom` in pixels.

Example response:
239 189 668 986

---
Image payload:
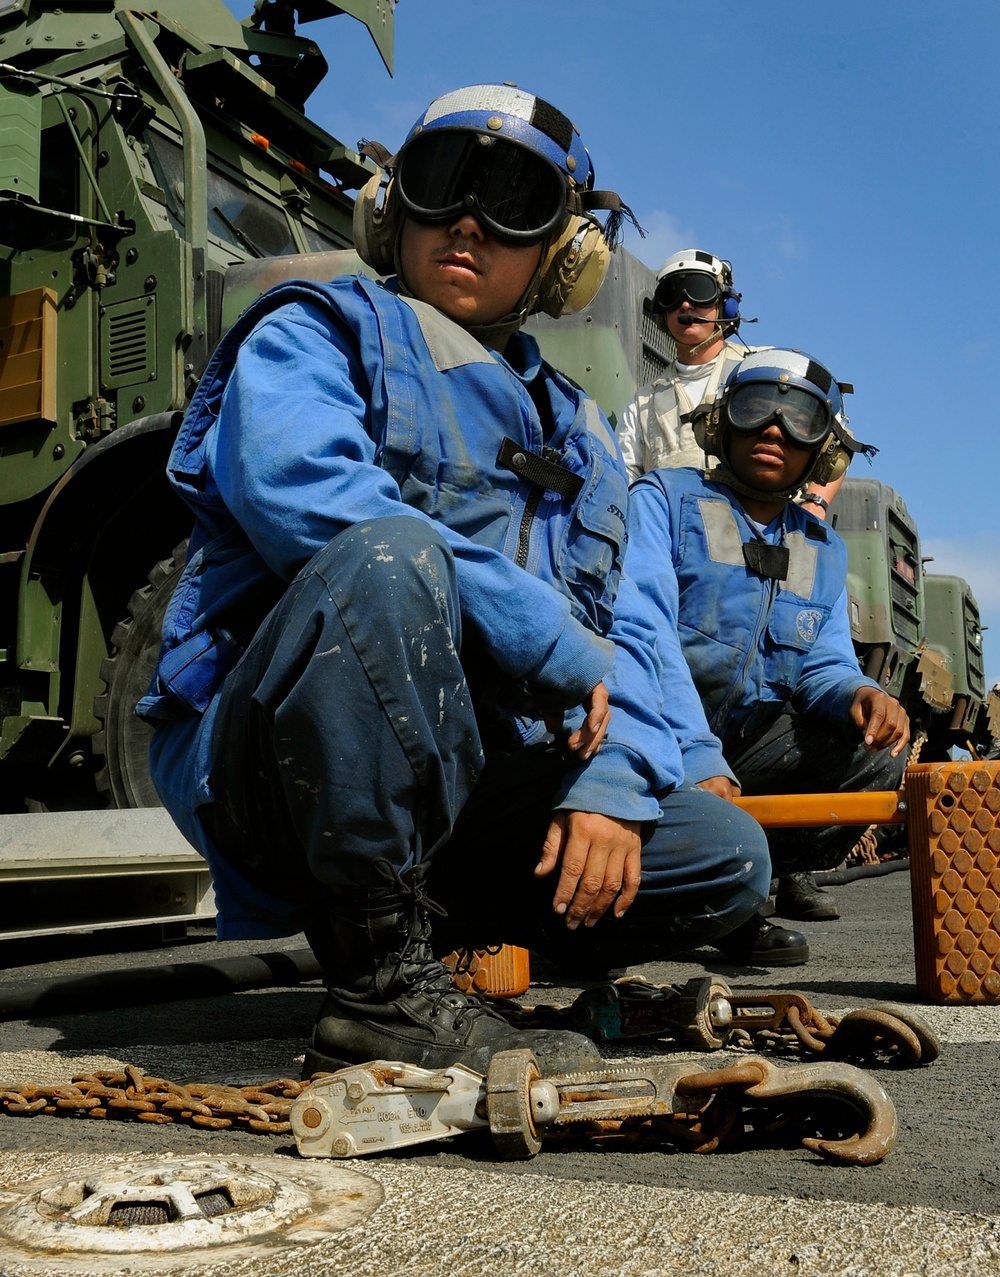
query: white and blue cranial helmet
353 83 640 323
694 347 876 501
395 84 595 243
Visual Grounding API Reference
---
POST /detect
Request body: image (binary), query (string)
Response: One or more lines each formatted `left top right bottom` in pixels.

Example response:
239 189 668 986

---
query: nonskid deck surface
1 872 998 1276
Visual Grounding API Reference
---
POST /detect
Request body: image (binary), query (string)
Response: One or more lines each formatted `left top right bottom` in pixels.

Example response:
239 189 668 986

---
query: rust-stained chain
0 1065 309 1133
508 978 942 1067
290 1049 900 1166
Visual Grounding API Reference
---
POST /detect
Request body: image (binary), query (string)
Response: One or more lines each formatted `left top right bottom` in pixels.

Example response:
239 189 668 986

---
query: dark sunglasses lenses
396 132 566 240
655 270 721 311
727 382 831 446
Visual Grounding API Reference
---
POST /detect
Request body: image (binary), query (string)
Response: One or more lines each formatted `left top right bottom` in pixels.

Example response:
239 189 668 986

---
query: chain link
0 1066 310 1133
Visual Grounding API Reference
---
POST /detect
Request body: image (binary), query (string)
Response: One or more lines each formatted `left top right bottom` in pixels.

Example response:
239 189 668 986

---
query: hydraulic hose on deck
0 947 321 1021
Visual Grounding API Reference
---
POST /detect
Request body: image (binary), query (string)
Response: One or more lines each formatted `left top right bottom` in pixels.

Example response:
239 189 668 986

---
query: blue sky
225 0 1000 691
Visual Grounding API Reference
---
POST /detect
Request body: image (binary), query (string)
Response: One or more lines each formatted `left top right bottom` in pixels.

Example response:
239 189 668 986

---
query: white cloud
623 210 692 274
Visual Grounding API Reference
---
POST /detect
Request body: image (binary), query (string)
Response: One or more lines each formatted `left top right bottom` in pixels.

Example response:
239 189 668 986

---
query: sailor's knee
307 517 458 618
721 804 773 908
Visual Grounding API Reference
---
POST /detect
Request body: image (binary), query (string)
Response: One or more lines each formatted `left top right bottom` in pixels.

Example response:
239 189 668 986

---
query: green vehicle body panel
833 477 923 701
922 573 986 736
0 0 384 795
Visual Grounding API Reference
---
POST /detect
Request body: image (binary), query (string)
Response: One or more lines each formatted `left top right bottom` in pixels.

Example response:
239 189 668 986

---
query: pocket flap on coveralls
158 628 243 714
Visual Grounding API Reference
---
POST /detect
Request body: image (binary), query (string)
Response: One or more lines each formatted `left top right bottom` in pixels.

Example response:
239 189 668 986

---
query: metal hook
676 1055 898 1165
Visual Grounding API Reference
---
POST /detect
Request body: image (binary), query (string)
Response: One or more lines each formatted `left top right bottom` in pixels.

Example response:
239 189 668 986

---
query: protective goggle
395 130 569 243
654 270 722 312
725 381 833 448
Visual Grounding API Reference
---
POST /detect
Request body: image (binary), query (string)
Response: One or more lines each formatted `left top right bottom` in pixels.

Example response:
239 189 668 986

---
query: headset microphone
675 312 759 326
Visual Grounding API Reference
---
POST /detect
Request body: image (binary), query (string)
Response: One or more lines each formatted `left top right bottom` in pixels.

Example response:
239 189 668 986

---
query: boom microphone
675 314 721 326
675 312 758 326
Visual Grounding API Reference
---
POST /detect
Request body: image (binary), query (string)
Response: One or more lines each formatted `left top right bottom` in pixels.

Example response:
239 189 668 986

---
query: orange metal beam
734 790 907 828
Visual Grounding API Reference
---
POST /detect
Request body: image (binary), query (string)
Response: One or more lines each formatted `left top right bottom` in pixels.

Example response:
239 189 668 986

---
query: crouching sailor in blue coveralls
137 84 771 1079
626 349 910 969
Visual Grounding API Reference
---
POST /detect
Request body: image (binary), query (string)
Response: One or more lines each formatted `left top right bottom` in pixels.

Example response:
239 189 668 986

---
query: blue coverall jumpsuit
627 467 905 874
138 275 770 966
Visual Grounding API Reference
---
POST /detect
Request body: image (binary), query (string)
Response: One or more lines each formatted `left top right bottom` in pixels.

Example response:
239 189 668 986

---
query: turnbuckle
557 978 941 1066
289 1049 899 1166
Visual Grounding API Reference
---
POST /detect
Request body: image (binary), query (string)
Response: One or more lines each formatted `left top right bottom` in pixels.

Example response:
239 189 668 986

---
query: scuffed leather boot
715 912 809 967
302 864 601 1079
774 872 840 921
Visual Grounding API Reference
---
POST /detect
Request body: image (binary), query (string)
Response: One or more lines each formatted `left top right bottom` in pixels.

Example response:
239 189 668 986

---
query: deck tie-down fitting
290 1048 898 1166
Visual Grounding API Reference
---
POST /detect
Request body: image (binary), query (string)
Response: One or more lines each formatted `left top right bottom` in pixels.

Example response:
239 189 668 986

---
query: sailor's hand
696 775 742 802
535 809 642 928
561 681 611 760
850 687 910 757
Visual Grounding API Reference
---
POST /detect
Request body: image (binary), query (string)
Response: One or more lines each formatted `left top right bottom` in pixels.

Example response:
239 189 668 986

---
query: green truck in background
833 478 998 761
0 0 995 830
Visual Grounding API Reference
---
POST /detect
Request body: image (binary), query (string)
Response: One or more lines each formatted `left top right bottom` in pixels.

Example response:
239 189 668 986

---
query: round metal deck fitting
0 1154 383 1272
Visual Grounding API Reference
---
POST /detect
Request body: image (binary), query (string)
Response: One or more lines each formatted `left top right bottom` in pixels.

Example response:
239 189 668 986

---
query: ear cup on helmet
809 432 854 487
692 403 720 458
721 291 740 322
533 217 610 318
353 170 399 277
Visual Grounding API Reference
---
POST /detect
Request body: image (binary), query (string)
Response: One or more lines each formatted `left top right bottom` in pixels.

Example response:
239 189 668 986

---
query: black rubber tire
93 542 188 808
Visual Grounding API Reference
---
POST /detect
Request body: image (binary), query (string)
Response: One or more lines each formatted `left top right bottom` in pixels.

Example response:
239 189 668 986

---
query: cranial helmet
651 248 742 335
353 84 636 327
693 348 876 503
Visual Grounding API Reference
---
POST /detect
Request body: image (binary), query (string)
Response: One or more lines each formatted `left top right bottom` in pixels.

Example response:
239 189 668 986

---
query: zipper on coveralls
711 575 777 737
514 486 545 568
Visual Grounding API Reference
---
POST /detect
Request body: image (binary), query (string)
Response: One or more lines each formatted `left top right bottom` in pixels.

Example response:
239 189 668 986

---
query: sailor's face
400 214 543 336
665 299 721 348
726 420 814 492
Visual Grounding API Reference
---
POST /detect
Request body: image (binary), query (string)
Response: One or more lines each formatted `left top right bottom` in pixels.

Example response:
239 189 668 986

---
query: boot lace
372 860 509 1029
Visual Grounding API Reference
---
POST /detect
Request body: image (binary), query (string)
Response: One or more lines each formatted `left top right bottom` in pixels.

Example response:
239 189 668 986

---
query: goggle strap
830 419 878 459
581 191 645 248
359 139 394 168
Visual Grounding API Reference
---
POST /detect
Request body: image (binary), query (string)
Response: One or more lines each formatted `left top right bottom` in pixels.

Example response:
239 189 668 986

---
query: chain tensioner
290 1048 899 1166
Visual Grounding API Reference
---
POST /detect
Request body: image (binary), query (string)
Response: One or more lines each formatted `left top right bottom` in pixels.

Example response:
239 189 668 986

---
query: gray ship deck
1 869 998 1276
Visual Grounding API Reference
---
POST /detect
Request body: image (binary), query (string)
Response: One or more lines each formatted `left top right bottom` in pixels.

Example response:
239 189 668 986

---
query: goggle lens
396 131 567 242
727 382 832 447
654 270 721 312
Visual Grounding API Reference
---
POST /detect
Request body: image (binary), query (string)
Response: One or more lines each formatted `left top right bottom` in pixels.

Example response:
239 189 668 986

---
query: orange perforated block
441 945 531 997
908 760 1000 1004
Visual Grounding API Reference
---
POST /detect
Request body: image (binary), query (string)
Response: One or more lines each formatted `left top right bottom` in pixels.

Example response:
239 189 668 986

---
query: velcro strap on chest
497 437 585 500
743 540 790 580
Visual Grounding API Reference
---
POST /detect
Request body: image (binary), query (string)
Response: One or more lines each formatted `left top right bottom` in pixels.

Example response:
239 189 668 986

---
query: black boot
774 872 840 921
715 912 809 967
302 864 601 1079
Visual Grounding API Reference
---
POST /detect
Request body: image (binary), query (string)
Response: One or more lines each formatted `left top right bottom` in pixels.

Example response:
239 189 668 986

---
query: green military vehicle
0 0 397 813
832 476 996 759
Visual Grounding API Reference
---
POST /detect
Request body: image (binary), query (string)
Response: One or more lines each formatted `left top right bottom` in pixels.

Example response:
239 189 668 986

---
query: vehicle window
145 131 296 257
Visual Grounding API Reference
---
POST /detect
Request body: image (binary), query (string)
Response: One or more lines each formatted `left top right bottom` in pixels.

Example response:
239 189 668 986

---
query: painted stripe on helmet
423 85 537 125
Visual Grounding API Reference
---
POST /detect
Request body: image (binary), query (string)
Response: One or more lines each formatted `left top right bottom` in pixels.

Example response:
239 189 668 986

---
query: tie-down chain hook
290 1048 898 1166
526 977 941 1065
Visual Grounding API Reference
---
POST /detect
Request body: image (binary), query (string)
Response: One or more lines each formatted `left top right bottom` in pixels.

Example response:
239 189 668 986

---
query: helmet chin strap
703 461 812 507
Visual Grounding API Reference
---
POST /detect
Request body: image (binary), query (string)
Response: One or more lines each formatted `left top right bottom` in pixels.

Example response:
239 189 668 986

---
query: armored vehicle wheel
676 976 734 1050
93 542 188 808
